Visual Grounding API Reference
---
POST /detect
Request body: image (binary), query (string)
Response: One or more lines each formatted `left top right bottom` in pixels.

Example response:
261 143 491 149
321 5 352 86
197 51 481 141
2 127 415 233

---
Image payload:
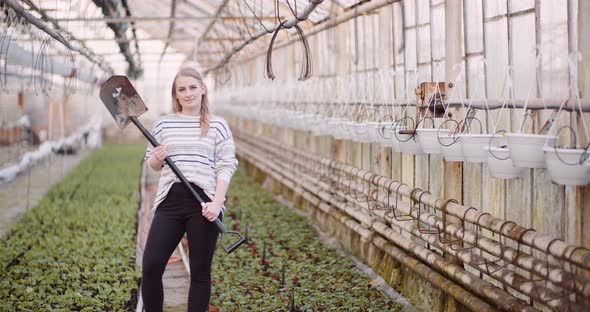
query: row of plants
211 170 403 311
0 143 402 311
0 144 143 311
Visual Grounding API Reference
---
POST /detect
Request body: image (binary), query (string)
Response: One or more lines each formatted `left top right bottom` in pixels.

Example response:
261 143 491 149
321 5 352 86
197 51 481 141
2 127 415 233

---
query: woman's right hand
153 145 168 162
149 145 167 170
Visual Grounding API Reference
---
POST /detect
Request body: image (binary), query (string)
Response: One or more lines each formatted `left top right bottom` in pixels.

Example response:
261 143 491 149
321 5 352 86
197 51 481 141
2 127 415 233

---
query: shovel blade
99 76 148 129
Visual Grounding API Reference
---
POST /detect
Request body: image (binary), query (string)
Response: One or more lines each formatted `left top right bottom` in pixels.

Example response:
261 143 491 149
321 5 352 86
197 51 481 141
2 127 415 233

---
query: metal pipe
236 129 590 271
51 16 283 23
41 37 235 43
326 178 588 306
242 129 590 294
231 99 590 112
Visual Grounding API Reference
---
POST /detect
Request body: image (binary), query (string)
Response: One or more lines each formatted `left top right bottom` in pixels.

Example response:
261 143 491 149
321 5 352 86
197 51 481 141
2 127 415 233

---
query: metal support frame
159 0 177 61
203 0 326 75
3 0 113 75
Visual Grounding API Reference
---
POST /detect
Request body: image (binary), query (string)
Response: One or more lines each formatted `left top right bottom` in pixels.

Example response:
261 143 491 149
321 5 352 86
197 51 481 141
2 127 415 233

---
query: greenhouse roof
15 0 364 78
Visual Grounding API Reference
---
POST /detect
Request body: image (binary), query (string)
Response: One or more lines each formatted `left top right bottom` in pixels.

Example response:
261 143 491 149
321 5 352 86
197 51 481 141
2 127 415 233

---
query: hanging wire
233 0 255 38
265 0 312 81
0 8 20 93
241 0 274 34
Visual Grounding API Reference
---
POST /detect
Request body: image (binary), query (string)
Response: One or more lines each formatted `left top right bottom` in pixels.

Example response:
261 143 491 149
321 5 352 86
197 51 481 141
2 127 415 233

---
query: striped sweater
144 113 238 212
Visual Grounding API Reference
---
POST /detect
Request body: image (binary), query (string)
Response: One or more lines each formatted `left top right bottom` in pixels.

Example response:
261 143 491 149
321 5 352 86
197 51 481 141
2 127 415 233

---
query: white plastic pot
384 126 403 152
342 122 357 141
310 118 326 136
484 146 526 179
331 121 351 140
543 146 590 186
505 133 555 168
415 128 449 154
391 131 423 154
460 134 497 163
372 123 394 147
363 122 381 142
350 123 370 143
439 135 464 162
366 123 378 142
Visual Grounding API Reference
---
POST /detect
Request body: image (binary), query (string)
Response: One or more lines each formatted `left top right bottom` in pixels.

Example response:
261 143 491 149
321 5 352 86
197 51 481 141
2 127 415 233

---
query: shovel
99 75 245 254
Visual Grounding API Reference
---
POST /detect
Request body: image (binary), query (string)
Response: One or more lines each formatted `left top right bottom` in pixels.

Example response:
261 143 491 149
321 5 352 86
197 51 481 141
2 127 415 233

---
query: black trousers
142 182 220 312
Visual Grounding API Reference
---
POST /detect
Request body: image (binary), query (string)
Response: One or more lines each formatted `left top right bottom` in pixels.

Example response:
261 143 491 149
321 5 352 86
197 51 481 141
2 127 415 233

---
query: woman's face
175 75 205 113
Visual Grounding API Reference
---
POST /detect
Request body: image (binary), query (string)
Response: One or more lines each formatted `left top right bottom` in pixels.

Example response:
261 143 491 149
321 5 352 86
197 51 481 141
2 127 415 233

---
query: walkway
136 162 192 312
0 146 92 237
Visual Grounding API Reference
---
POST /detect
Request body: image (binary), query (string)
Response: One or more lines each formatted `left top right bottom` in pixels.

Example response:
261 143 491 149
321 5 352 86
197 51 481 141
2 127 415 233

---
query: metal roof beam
51 15 283 22
49 37 242 43
192 0 232 60
159 0 177 60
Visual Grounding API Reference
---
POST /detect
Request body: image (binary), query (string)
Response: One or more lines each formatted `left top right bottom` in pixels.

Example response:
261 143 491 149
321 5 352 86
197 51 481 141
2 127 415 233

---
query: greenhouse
0 0 589 311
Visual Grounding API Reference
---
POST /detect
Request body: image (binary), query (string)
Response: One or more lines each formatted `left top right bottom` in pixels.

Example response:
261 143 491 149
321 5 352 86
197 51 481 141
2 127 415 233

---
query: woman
142 67 238 312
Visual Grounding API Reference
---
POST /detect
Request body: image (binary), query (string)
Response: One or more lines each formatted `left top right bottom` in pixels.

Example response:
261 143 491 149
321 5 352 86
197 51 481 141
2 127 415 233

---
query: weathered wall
214 0 590 254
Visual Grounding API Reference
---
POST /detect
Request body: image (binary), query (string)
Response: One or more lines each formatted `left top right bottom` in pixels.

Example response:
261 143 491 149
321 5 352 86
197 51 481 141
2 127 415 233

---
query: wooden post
442 0 464 265
444 0 463 204
333 20 349 163
576 0 590 254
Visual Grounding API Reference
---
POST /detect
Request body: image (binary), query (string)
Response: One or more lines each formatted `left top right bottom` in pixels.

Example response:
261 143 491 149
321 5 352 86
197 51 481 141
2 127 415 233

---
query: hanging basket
371 122 393 147
342 122 357 141
416 128 447 154
392 117 423 155
415 117 447 154
484 145 527 179
543 146 590 185
331 120 350 140
460 134 496 163
439 136 464 161
542 126 590 185
355 123 374 143
396 132 424 154
505 133 555 168
311 117 328 136
436 119 464 162
367 123 379 142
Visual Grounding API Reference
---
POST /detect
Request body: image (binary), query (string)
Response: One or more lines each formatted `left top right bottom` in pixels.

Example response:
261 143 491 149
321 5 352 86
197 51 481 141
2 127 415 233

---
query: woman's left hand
201 201 222 222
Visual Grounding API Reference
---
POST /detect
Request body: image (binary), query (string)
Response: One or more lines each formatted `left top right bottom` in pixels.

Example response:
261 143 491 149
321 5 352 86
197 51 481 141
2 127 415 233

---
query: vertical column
333 20 349 163
443 0 463 204
579 0 590 98
577 0 590 253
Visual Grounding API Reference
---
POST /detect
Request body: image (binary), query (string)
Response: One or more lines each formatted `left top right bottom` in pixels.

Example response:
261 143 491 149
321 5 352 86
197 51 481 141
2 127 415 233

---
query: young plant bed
211 170 403 311
0 144 143 311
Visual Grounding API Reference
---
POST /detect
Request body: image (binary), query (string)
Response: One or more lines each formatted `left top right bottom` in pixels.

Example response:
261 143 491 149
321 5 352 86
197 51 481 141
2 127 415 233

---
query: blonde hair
171 67 210 136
